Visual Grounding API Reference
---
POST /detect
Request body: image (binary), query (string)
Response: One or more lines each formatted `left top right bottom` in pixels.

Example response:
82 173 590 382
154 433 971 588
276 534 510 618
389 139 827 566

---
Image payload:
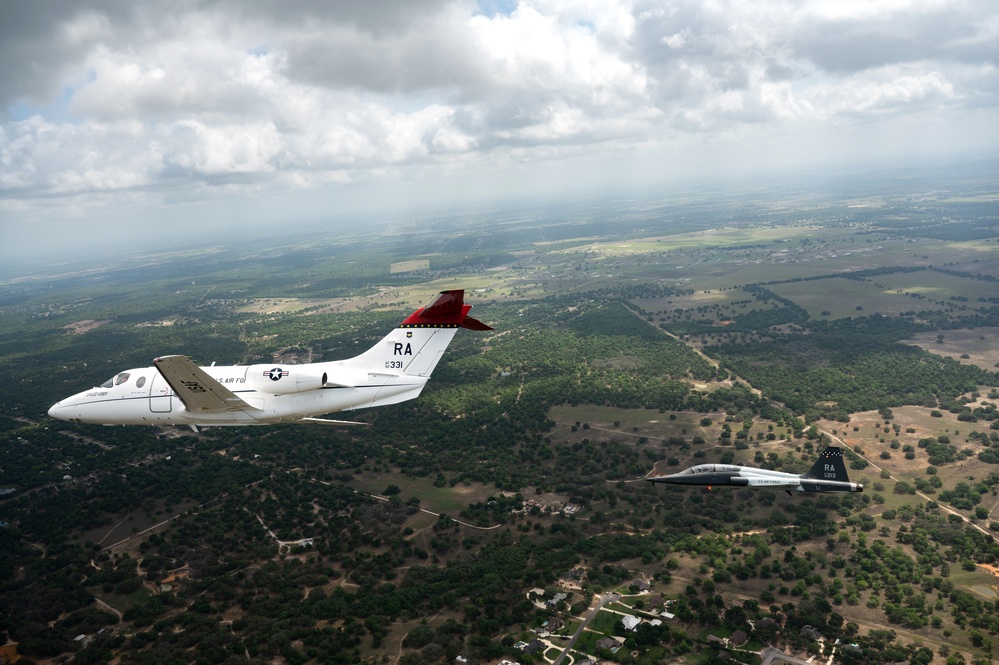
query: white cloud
0 0 996 254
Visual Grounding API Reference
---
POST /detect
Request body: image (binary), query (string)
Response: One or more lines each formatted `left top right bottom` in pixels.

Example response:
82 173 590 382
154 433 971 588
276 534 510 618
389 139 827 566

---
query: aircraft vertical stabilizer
341 290 491 377
804 447 850 482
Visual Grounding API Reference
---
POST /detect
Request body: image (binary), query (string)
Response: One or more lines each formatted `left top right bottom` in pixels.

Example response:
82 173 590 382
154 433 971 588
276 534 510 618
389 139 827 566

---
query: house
455 656 468 664
596 636 623 652
544 616 564 631
800 625 823 641
621 615 642 632
520 639 545 655
730 630 748 647
706 635 726 645
498 661 521 665
648 594 665 611
631 578 650 592
559 567 586 589
546 592 568 607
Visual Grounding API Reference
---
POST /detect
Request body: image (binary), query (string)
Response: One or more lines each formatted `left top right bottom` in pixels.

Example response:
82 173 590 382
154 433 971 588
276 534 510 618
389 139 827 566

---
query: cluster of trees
706 313 998 419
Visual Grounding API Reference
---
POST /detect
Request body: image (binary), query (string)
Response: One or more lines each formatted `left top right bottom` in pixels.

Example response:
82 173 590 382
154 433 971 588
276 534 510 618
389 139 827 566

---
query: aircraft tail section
804 447 850 482
342 290 491 378
401 289 492 331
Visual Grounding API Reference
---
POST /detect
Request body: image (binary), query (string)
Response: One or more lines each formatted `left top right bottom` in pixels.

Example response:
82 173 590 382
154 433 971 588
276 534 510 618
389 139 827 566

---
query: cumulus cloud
0 0 997 247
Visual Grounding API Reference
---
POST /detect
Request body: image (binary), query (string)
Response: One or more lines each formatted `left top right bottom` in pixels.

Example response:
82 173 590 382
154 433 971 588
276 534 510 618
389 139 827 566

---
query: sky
1 0 997 260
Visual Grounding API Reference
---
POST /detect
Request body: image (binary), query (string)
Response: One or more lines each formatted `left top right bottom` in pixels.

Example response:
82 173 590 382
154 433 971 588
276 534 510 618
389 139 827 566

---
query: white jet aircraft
48 290 491 430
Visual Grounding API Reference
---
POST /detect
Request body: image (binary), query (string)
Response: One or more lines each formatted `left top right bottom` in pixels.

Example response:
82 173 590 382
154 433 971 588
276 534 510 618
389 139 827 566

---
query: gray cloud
283 11 488 94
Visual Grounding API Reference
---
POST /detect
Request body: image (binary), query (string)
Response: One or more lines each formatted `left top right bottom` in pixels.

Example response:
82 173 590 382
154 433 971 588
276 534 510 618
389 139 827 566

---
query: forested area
4 190 999 664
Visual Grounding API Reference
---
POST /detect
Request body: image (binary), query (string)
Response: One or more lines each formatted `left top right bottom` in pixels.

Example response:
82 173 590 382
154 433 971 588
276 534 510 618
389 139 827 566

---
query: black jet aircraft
646 446 863 493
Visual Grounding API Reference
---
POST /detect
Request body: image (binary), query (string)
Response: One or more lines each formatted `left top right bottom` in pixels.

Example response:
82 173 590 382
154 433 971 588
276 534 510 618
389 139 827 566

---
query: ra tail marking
804 447 850 482
341 290 492 379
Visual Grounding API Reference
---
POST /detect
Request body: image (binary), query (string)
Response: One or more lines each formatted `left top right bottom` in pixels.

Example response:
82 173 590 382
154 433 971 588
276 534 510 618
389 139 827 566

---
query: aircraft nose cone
48 401 67 421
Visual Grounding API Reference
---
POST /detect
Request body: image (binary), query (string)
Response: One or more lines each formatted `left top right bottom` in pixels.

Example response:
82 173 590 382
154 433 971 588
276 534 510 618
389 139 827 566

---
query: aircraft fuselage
647 453 864 493
48 361 427 426
48 290 491 428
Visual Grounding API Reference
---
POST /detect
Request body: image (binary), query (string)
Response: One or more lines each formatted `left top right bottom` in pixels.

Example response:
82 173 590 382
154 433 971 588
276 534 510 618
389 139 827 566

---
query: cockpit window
101 377 114 388
114 372 131 386
136 376 146 388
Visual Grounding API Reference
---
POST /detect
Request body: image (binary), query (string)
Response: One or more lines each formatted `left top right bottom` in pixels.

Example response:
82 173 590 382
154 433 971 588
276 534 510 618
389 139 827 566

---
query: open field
876 269 999 303
904 327 999 370
770 277 952 319
389 259 431 273
62 319 113 334
344 472 495 517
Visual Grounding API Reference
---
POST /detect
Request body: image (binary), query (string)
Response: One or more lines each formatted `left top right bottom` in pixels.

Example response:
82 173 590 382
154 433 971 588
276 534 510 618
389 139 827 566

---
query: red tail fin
402 290 493 330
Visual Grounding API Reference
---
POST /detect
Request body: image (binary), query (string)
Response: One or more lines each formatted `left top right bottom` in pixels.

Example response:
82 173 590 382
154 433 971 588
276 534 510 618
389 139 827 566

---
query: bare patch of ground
978 563 999 577
63 319 112 334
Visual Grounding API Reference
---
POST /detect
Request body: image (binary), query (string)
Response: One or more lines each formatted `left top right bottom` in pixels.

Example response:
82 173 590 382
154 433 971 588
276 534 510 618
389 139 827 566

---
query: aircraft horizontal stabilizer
299 417 370 426
402 290 494 330
460 316 492 331
153 355 257 413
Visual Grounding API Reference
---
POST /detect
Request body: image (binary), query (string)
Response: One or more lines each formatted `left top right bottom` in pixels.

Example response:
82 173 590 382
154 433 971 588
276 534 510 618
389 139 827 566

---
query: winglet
401 290 493 330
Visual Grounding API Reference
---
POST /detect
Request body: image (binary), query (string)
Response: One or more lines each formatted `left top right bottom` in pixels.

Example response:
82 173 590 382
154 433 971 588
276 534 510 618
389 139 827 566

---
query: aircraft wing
153 355 258 413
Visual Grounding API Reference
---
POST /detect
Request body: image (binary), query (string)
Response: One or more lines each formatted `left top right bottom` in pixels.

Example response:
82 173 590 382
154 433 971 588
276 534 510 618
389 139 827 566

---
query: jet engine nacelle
250 365 328 394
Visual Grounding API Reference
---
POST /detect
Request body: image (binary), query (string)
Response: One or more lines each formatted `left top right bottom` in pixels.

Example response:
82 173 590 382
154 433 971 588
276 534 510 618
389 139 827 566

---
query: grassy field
588 609 625 634
904 327 999 371
770 277 950 319
876 269 999 302
344 472 495 516
389 259 431 273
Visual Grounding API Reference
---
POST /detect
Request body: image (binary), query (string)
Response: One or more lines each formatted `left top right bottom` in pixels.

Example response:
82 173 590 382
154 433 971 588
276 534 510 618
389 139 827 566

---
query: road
551 593 620 665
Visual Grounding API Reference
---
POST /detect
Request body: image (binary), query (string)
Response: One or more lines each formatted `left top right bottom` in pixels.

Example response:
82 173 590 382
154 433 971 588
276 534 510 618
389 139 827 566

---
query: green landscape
3 165 999 665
